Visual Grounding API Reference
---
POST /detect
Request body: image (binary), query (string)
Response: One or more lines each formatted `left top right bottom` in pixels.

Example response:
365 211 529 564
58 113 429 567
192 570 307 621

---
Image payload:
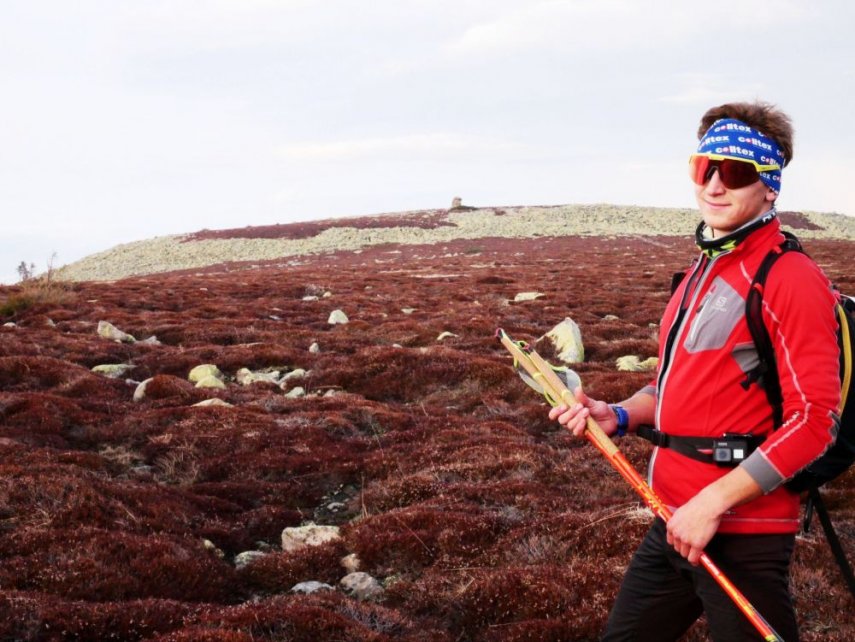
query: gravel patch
54 204 855 282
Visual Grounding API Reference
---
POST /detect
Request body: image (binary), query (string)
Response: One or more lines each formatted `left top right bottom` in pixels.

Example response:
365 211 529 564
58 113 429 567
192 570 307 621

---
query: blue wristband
609 404 629 437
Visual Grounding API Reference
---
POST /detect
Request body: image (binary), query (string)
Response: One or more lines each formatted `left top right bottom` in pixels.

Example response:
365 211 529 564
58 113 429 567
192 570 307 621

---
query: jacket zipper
649 253 719 485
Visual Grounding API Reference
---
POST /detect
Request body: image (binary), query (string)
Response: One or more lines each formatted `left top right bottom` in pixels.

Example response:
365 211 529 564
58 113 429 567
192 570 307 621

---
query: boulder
328 309 349 325
193 398 233 408
290 581 334 594
513 292 545 302
97 320 136 343
339 572 383 601
188 364 223 384
340 553 361 573
281 523 341 553
281 368 307 382
309 342 321 354
284 386 306 399
538 318 584 364
202 539 225 559
133 378 153 402
234 550 267 569
401 308 416 314
236 367 281 386
195 375 226 389
616 355 659 372
92 364 136 379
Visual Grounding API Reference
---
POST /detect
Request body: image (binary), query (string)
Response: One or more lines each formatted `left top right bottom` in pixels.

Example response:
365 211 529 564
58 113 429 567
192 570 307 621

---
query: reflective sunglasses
688 153 780 190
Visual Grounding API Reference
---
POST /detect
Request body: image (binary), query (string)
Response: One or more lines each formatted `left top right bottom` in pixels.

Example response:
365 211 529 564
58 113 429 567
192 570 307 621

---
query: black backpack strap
805 487 855 599
742 232 804 428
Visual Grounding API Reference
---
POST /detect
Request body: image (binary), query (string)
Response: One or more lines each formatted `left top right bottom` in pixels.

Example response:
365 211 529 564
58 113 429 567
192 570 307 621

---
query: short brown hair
698 101 794 167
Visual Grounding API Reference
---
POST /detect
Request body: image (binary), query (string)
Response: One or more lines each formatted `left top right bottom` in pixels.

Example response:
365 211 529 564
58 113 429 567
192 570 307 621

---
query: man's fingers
548 405 568 421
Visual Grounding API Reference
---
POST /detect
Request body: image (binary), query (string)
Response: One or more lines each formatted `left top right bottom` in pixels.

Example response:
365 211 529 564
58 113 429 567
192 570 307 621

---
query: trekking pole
496 328 785 642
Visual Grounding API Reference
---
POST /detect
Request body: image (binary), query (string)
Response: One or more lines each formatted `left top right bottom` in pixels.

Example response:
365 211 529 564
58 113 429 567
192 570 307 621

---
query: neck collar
696 208 778 258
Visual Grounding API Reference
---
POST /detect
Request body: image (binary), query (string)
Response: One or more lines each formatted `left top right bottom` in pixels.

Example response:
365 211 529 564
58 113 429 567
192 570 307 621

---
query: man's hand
666 489 726 565
666 467 764 565
548 386 618 437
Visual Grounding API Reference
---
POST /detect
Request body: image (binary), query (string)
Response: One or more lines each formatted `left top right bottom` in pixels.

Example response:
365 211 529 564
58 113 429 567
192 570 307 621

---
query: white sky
2 1 854 284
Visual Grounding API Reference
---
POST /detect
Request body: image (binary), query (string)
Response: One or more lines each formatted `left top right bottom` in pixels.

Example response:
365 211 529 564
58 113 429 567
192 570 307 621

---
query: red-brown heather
1 207 853 641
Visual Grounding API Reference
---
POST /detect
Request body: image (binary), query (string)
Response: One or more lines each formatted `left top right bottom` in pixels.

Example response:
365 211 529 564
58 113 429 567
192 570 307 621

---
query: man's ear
765 188 777 203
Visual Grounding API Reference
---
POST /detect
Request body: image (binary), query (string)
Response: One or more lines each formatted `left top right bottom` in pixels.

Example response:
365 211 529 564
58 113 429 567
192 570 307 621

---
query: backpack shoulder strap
742 232 804 427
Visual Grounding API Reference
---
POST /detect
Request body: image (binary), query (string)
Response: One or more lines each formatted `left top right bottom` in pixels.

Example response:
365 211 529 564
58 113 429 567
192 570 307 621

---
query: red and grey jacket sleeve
740 252 842 493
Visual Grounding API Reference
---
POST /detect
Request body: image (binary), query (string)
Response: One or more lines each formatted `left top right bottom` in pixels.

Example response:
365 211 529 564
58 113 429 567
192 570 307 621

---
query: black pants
602 518 799 642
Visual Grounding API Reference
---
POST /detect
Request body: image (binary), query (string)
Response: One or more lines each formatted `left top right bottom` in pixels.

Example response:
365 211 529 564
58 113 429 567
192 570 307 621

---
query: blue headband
696 118 784 193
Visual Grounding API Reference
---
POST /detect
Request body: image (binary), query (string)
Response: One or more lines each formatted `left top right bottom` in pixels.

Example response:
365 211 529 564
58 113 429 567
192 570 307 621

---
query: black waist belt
636 425 765 466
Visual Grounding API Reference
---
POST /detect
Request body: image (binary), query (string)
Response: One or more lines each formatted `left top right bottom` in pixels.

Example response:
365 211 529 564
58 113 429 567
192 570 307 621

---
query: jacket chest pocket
684 276 746 353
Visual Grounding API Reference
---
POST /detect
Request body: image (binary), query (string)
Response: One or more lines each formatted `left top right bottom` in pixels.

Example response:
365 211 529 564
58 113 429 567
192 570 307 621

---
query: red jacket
650 215 840 534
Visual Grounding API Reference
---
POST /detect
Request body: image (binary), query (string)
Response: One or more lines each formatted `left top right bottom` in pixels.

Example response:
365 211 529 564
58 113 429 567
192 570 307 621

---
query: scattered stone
538 317 584 364
323 389 339 398
290 581 334 594
193 398 233 408
328 309 349 325
281 368 307 382
195 375 226 389
401 308 416 314
236 367 281 386
514 292 545 302
46 318 56 327
341 553 361 573
603 314 620 321
2 322 16 328
340 572 383 601
202 539 225 559
303 295 319 301
234 550 267 569
133 378 152 402
281 523 341 553
188 364 223 384
139 335 162 346
97 320 136 343
323 291 332 298
392 343 403 348
309 342 320 354
284 386 306 399
92 364 136 378
616 355 659 372
436 331 458 341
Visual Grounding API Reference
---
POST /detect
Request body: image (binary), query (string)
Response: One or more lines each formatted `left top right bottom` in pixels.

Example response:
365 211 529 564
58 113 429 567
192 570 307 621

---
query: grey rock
97 320 136 343
281 523 341 552
92 364 136 378
234 550 268 569
290 581 334 594
340 572 384 600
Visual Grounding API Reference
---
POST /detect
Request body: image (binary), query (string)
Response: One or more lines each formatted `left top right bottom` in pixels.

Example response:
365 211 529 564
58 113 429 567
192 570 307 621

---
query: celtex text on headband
696 118 784 193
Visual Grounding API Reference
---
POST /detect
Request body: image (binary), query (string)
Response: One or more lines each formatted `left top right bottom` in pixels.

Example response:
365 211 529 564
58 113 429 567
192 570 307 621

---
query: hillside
1 206 854 640
55 204 855 282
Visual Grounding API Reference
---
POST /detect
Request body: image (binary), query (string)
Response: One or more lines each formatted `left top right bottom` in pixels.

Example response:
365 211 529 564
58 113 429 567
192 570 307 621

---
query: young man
550 102 841 641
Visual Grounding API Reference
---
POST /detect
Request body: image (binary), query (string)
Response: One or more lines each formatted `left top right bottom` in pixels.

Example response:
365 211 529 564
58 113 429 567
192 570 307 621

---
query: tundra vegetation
1 208 853 641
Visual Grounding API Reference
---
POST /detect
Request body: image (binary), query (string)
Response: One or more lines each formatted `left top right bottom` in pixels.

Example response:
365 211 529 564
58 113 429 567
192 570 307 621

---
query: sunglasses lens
689 155 760 189
718 159 760 189
689 155 711 185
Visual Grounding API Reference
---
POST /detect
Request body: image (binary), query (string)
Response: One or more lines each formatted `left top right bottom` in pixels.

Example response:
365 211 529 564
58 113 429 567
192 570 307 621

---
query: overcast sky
2 1 854 284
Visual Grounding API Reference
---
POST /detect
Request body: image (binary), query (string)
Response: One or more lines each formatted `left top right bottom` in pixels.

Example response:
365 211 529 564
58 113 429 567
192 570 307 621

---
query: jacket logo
712 295 728 312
